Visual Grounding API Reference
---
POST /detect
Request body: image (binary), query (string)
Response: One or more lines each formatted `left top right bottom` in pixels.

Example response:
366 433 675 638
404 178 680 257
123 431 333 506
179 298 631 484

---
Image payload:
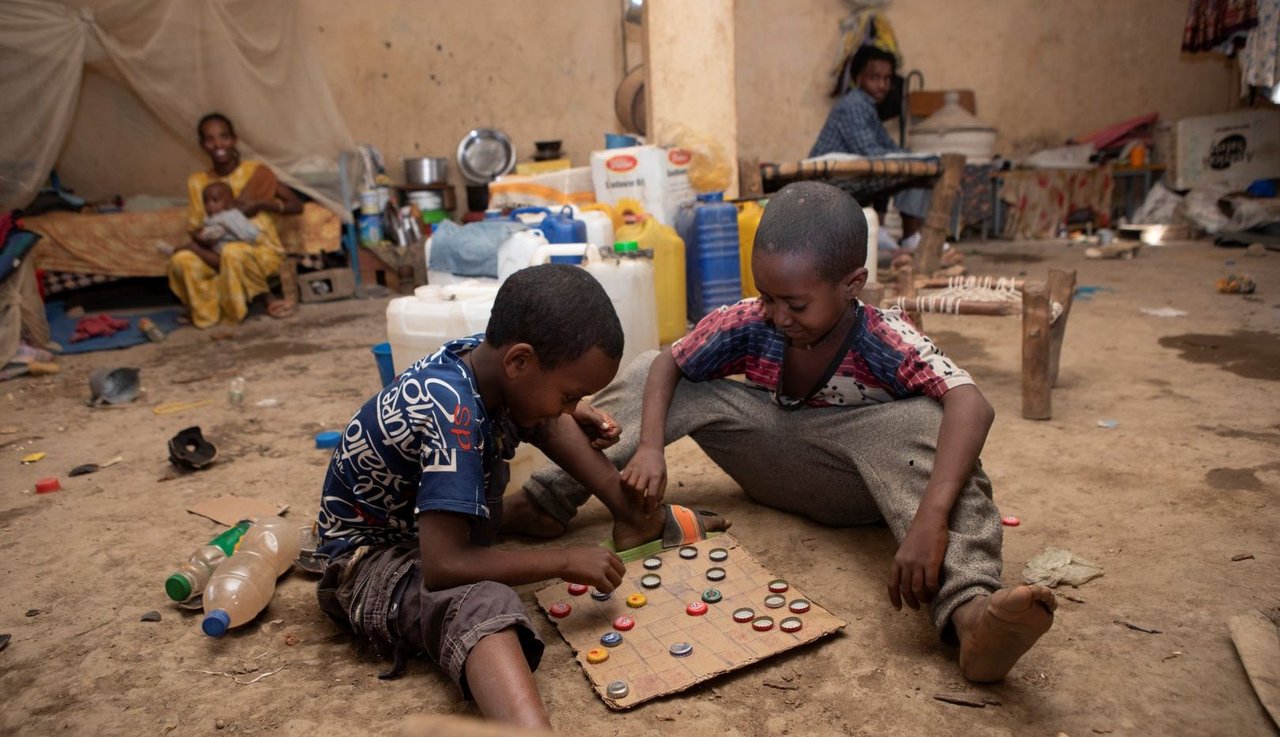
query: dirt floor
2 238 1277 737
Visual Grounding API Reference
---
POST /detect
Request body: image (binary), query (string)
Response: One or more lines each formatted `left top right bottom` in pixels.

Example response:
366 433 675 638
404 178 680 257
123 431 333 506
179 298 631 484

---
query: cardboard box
1173 110 1280 190
590 145 694 225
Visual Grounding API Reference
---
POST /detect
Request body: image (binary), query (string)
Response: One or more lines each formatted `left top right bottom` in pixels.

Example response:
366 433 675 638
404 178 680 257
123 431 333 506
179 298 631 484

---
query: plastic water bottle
201 516 300 637
228 376 246 406
164 520 251 602
677 192 741 321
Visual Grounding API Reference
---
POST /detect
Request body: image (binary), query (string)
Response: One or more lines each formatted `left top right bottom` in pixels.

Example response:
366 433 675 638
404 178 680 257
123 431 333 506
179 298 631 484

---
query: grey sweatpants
524 350 1003 636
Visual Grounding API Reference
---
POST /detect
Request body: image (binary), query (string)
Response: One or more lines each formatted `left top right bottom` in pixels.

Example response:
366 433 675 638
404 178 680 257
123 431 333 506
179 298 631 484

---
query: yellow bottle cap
626 593 648 608
586 648 610 664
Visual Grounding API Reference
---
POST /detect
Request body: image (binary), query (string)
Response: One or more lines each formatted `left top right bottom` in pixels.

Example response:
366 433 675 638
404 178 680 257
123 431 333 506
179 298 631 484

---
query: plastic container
496 228 550 283
576 208 615 251
165 520 251 602
202 516 301 636
676 192 741 321
615 217 686 344
509 206 587 245
228 376 246 406
528 243 659 370
387 283 499 374
736 201 764 298
371 342 395 386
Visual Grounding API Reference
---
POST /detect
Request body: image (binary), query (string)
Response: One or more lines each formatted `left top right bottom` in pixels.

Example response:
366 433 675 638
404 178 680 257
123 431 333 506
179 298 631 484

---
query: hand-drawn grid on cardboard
535 535 846 709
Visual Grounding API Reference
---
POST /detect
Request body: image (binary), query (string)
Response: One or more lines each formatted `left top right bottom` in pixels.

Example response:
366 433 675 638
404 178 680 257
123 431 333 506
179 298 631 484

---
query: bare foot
611 507 730 553
953 585 1056 682
500 489 568 539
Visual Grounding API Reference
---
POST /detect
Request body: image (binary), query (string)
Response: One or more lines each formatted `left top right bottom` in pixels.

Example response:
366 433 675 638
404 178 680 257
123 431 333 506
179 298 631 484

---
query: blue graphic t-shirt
316 336 517 557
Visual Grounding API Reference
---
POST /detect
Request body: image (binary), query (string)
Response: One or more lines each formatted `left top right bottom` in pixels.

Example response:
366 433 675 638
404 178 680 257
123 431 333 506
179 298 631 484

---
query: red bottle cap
548 602 572 618
1002 516 1021 527
566 583 589 596
613 615 636 631
685 601 708 616
35 477 61 494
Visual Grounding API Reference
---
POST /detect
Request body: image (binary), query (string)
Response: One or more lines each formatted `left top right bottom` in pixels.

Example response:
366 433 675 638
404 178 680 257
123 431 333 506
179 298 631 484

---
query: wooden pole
917 154 966 276
1021 280 1052 420
896 265 922 330
1046 268 1077 388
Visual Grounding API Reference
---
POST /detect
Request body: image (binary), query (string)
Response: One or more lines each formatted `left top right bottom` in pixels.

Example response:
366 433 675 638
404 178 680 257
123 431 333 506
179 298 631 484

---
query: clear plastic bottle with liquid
164 520 251 602
201 516 300 637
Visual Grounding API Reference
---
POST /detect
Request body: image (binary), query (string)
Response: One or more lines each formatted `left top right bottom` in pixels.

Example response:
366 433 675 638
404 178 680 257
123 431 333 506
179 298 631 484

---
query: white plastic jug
387 283 499 374
528 244 659 372
497 228 549 283
587 251 659 372
577 209 615 251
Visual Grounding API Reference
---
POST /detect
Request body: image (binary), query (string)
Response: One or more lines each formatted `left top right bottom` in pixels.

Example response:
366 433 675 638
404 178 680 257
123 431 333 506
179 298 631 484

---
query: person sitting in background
810 46 931 261
169 112 302 328
195 181 259 254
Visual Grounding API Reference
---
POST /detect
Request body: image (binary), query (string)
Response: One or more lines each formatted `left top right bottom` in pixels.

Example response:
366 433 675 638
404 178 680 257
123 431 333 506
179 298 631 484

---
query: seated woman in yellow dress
169 113 303 328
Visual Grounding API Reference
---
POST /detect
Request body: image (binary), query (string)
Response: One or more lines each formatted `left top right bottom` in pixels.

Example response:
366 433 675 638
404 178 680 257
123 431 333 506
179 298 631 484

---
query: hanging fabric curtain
0 0 356 218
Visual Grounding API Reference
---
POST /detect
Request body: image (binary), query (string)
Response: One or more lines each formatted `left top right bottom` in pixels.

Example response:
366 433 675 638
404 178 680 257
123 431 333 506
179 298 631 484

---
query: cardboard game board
535 534 846 709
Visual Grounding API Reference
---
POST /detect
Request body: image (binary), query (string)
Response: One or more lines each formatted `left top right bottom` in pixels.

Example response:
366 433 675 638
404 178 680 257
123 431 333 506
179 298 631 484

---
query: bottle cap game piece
669 642 693 657
591 589 613 601
788 599 811 614
600 631 624 647
640 574 662 589
679 546 698 559
767 579 789 594
686 601 709 616
35 477 61 494
626 593 648 608
705 567 726 582
642 556 663 570
780 616 803 633
606 680 630 698
567 583 589 596
708 547 729 562
1002 516 1021 527
752 616 775 632
548 602 572 618
314 431 341 449
613 615 636 631
701 588 722 604
586 648 610 664
732 607 756 623
764 594 786 609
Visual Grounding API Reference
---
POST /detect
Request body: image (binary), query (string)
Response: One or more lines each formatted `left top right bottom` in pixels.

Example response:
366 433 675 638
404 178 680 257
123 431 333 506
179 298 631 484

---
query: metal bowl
456 128 515 184
404 157 449 186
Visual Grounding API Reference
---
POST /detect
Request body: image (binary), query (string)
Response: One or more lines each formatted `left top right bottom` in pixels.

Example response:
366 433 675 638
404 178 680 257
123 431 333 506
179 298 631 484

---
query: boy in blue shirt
316 264 707 728
507 183 1055 683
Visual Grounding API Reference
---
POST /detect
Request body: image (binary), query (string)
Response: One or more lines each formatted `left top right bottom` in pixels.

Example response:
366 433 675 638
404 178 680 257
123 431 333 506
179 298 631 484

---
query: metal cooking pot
404 157 449 186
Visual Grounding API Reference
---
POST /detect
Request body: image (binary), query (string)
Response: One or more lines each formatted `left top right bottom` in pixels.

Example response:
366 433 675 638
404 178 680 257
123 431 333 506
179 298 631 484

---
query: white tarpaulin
0 0 355 218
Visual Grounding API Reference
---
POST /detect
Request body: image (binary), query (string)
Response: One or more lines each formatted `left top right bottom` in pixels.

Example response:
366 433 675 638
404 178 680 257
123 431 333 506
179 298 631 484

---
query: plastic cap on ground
202 609 231 637
165 573 193 602
314 431 341 450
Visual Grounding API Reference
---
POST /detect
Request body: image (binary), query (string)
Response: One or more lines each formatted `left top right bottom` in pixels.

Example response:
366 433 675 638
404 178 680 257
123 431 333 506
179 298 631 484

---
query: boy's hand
562 547 626 593
887 513 949 610
619 444 667 511
572 403 620 450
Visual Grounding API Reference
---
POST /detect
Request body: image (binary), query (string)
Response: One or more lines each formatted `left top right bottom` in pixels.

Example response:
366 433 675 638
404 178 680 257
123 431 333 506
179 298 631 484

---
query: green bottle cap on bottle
614 241 640 253
165 572 194 602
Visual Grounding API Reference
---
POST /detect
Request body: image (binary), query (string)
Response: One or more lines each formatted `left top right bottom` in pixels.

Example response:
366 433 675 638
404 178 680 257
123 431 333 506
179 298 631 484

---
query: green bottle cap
614 241 640 253
165 572 194 602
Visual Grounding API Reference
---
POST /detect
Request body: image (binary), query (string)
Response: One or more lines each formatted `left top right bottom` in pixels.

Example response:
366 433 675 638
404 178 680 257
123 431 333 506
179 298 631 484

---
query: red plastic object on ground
1002 516 1021 527
686 601 708 616
35 477 60 494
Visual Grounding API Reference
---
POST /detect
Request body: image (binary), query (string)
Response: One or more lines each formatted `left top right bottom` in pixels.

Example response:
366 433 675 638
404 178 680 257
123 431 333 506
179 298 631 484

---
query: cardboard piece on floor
536 534 846 710
187 495 288 526
1229 610 1280 728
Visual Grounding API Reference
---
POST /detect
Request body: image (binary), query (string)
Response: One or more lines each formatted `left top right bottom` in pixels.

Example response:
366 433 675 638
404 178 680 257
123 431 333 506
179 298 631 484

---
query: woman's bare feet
953 585 1056 682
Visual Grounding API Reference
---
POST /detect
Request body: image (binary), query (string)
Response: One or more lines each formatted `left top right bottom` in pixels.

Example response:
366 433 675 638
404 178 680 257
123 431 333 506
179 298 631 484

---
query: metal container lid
456 128 515 183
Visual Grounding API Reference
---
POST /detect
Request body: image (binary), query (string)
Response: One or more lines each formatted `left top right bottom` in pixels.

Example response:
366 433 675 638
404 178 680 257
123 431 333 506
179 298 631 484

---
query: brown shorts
317 542 544 699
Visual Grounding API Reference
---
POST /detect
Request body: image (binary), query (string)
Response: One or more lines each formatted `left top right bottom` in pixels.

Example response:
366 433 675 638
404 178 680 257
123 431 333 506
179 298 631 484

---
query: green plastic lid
614 241 640 253
165 572 194 602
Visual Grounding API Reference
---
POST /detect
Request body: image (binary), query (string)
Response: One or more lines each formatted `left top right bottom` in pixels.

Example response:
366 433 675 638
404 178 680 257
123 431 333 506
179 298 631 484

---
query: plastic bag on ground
1021 547 1105 588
